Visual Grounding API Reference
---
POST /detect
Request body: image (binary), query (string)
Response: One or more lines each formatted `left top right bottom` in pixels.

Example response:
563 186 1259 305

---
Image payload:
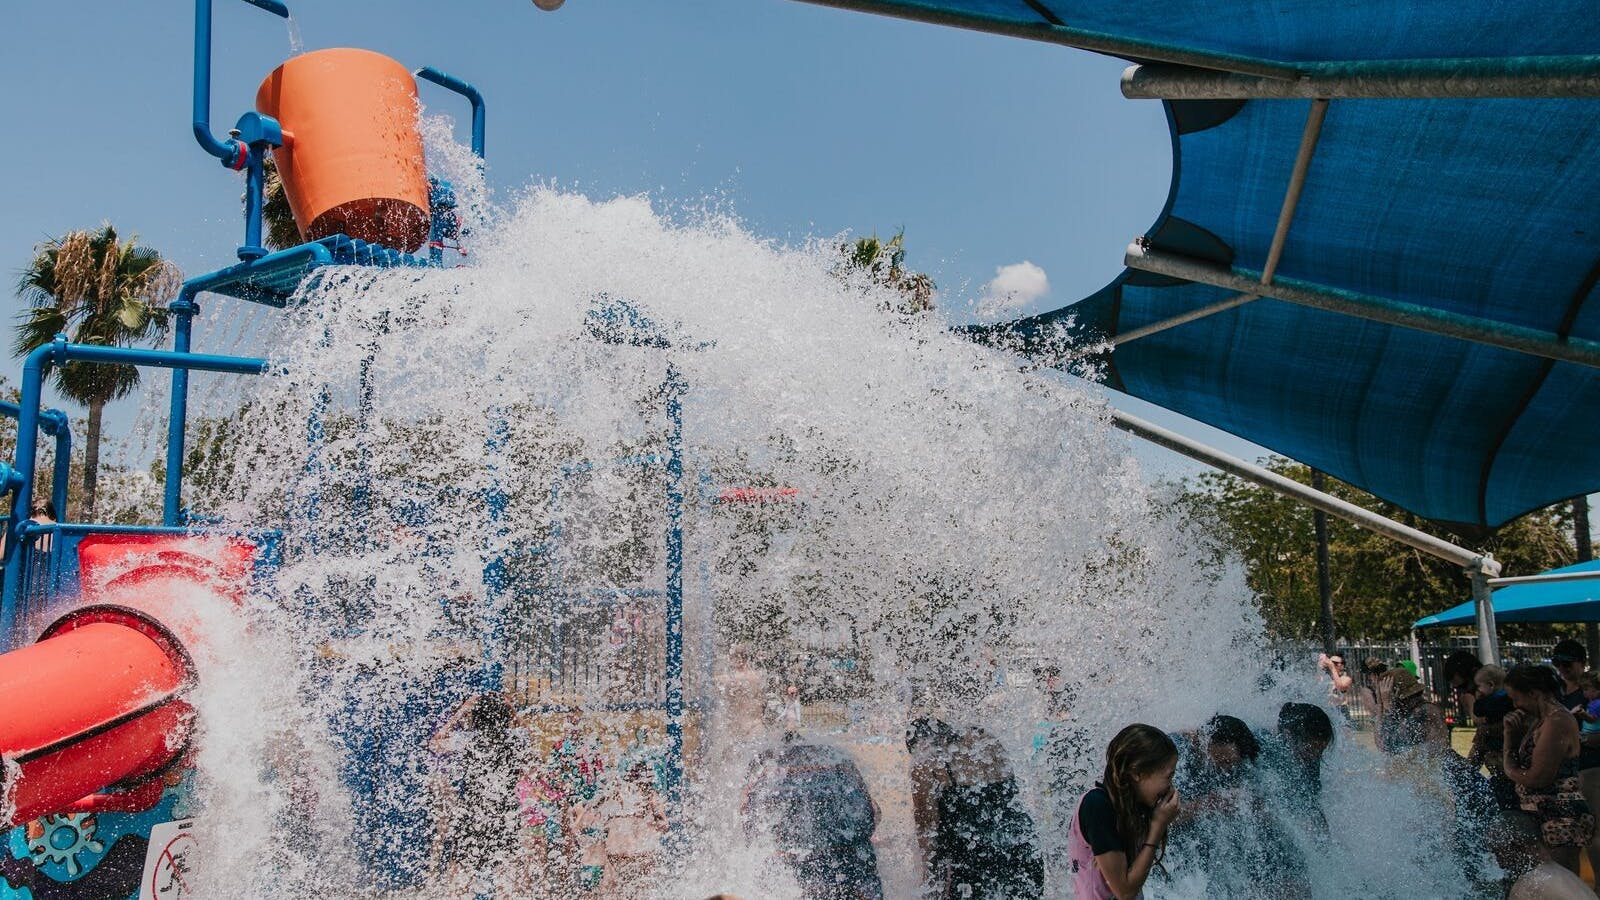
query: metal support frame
1488 569 1600 588
2 338 268 640
1124 243 1600 369
1108 404 1502 661
0 403 72 526
1122 58 1600 100
1117 99 1326 346
790 0 1299 79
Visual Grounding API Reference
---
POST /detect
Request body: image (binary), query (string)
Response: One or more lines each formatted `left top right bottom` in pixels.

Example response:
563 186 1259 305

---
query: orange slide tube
257 48 431 252
0 606 195 828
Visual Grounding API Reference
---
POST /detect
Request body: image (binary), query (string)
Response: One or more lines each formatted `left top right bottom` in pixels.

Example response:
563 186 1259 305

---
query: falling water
159 122 1490 898
285 14 305 56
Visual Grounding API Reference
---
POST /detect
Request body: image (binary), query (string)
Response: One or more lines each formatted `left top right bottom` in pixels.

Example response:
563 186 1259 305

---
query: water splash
162 130 1487 898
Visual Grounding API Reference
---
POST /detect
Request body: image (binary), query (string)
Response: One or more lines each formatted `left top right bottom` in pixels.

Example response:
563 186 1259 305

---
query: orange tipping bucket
256 48 430 253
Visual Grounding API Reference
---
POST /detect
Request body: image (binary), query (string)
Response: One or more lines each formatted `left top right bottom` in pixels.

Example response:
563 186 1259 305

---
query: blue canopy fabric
1415 560 1600 628
824 1 1600 533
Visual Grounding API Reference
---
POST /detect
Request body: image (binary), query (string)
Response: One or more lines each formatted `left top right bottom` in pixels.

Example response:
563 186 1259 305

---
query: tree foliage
1176 458 1581 640
836 229 935 315
14 224 177 518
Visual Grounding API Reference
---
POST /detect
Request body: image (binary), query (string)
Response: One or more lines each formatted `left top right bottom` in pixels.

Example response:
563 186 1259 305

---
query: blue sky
0 0 1268 478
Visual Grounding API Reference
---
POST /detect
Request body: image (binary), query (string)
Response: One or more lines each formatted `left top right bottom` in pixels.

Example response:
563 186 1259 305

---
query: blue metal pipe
415 67 486 158
240 153 267 261
39 410 71 523
165 291 199 526
663 364 685 818
0 402 73 521
193 0 288 166
0 338 54 643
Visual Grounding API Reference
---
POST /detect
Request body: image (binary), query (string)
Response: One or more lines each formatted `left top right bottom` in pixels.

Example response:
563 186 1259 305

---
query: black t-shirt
1078 785 1131 857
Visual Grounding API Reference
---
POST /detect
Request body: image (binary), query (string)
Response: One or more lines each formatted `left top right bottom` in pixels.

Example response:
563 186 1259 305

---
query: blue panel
821 1 1600 61
1417 560 1600 627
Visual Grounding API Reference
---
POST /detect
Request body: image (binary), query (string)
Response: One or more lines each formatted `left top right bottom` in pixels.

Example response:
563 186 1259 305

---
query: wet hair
1504 663 1564 698
1203 714 1261 763
1475 663 1506 691
1102 724 1179 863
1552 639 1588 666
1277 703 1334 745
905 717 955 753
1361 657 1388 676
1442 650 1482 687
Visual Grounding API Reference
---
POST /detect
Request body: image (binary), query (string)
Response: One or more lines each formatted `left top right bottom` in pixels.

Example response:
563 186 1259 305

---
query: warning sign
139 819 198 899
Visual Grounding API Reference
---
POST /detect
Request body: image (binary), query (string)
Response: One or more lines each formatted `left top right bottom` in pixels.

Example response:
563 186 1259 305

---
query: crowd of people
421 641 1600 899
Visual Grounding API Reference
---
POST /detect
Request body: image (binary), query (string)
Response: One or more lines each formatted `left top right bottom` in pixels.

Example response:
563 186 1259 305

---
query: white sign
138 819 198 900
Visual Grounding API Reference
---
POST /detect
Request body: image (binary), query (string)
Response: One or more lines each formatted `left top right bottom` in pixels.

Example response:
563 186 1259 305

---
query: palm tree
258 155 303 252
15 225 179 519
838 229 935 314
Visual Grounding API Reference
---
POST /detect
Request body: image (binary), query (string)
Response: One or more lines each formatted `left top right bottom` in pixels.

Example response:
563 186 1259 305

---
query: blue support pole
40 410 72 523
165 290 199 526
480 411 511 692
663 363 686 815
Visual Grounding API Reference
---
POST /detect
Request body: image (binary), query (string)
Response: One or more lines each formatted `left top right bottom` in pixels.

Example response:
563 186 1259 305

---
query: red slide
0 534 254 828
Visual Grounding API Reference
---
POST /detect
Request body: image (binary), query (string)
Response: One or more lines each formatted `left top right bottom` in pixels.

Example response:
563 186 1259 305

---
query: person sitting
1503 664 1596 875
1470 664 1518 811
1444 650 1485 725
907 717 1043 899
1377 668 1449 754
1067 724 1181 900
742 734 883 900
1263 702 1333 827
1172 714 1261 807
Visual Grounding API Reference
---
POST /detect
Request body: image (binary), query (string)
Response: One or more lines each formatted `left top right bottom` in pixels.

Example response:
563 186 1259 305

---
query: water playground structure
1 1 1598 898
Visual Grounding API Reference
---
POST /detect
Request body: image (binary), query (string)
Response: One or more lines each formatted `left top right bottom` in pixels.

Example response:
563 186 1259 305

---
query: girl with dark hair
1503 664 1596 874
1443 651 1484 723
1067 724 1181 900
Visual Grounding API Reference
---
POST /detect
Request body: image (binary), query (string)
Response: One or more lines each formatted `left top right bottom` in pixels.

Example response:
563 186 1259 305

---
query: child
1470 664 1517 810
1068 723 1182 900
1573 670 1600 735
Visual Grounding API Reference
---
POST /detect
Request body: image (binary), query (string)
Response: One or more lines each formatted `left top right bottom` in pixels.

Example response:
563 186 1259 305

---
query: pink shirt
1068 788 1134 900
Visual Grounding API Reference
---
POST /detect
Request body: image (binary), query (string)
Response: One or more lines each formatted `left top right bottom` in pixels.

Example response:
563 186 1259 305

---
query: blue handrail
415 67 486 159
1 338 269 640
0 403 73 522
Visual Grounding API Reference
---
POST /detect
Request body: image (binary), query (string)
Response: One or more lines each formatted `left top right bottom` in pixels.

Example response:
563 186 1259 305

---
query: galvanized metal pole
1122 58 1600 100
1312 470 1335 654
1470 564 1502 665
1577 496 1597 661
1109 406 1484 568
1123 244 1600 370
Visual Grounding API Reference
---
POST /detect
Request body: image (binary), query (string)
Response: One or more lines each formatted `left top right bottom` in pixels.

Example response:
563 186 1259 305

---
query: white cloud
978 260 1050 318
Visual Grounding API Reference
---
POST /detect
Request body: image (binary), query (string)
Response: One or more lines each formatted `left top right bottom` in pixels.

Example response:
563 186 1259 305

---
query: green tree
15 225 178 519
1178 458 1579 640
838 229 935 314
258 156 302 252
